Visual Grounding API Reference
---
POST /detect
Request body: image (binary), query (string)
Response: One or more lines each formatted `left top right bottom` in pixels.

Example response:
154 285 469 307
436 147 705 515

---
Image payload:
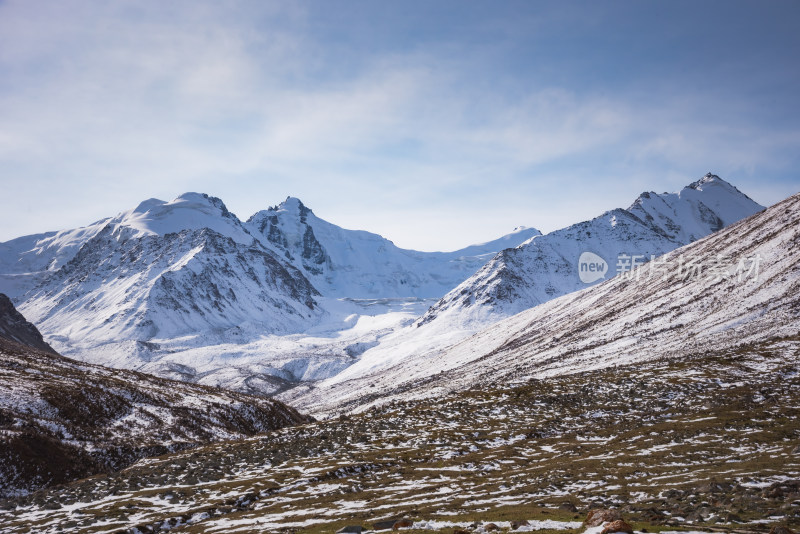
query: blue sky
0 0 798 250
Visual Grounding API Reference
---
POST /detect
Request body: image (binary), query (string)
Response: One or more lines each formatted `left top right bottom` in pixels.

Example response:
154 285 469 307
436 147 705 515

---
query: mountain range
0 174 767 398
1 190 796 529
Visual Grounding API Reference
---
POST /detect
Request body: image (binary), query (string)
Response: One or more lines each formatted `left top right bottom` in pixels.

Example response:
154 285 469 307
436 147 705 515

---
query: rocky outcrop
0 293 56 353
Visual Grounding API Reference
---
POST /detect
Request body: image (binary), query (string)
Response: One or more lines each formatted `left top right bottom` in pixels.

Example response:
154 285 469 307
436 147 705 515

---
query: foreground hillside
0 332 310 499
1 342 797 532
0 294 55 354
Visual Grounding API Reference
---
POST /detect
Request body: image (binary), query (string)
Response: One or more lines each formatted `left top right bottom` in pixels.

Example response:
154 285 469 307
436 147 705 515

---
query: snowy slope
277 175 764 402
247 197 541 298
287 191 798 416
18 193 322 351
418 174 764 328
0 218 112 300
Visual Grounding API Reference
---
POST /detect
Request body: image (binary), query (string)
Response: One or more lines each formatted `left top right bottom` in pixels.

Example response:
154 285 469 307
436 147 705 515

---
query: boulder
601 520 634 534
585 509 623 527
769 527 797 534
336 527 364 534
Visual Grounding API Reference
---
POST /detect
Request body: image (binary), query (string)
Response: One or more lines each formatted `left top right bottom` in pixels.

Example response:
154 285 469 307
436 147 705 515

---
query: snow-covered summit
627 173 762 243
109 192 251 244
0 193 254 300
14 192 321 350
418 173 765 329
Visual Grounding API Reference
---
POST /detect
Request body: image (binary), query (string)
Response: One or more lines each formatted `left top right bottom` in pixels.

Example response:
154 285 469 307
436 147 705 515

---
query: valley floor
52 297 437 397
1 339 798 533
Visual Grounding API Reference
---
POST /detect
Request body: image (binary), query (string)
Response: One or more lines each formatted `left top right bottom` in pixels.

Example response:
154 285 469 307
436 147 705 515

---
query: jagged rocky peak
278 196 312 217
0 293 56 353
247 197 328 274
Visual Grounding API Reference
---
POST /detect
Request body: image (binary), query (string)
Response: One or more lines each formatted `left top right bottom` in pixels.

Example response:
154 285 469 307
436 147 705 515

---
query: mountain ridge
416 173 764 328
246 196 542 299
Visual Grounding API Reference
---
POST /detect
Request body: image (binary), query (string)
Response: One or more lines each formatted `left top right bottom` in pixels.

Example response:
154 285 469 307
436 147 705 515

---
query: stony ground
0 339 798 533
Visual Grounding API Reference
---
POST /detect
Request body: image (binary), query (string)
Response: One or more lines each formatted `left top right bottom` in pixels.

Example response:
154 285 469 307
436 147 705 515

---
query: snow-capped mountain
0 176 767 400
17 193 322 350
0 193 538 392
288 190 797 416
247 196 541 298
418 174 764 328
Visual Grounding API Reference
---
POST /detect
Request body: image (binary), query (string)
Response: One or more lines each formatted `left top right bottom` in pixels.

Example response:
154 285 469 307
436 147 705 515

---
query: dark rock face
0 293 56 353
249 198 330 276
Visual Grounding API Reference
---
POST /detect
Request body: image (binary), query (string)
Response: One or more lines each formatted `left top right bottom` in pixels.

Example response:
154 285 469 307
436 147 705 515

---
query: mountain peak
110 192 247 244
172 192 234 217
686 172 726 190
275 196 311 215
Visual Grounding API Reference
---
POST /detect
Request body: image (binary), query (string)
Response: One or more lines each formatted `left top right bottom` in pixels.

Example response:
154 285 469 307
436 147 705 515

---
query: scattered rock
373 519 401 530
484 523 500 531
769 527 797 534
560 502 578 513
601 519 634 534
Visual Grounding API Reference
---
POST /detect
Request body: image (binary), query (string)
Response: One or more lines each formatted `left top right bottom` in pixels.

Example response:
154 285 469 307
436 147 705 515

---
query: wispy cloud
0 0 797 249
